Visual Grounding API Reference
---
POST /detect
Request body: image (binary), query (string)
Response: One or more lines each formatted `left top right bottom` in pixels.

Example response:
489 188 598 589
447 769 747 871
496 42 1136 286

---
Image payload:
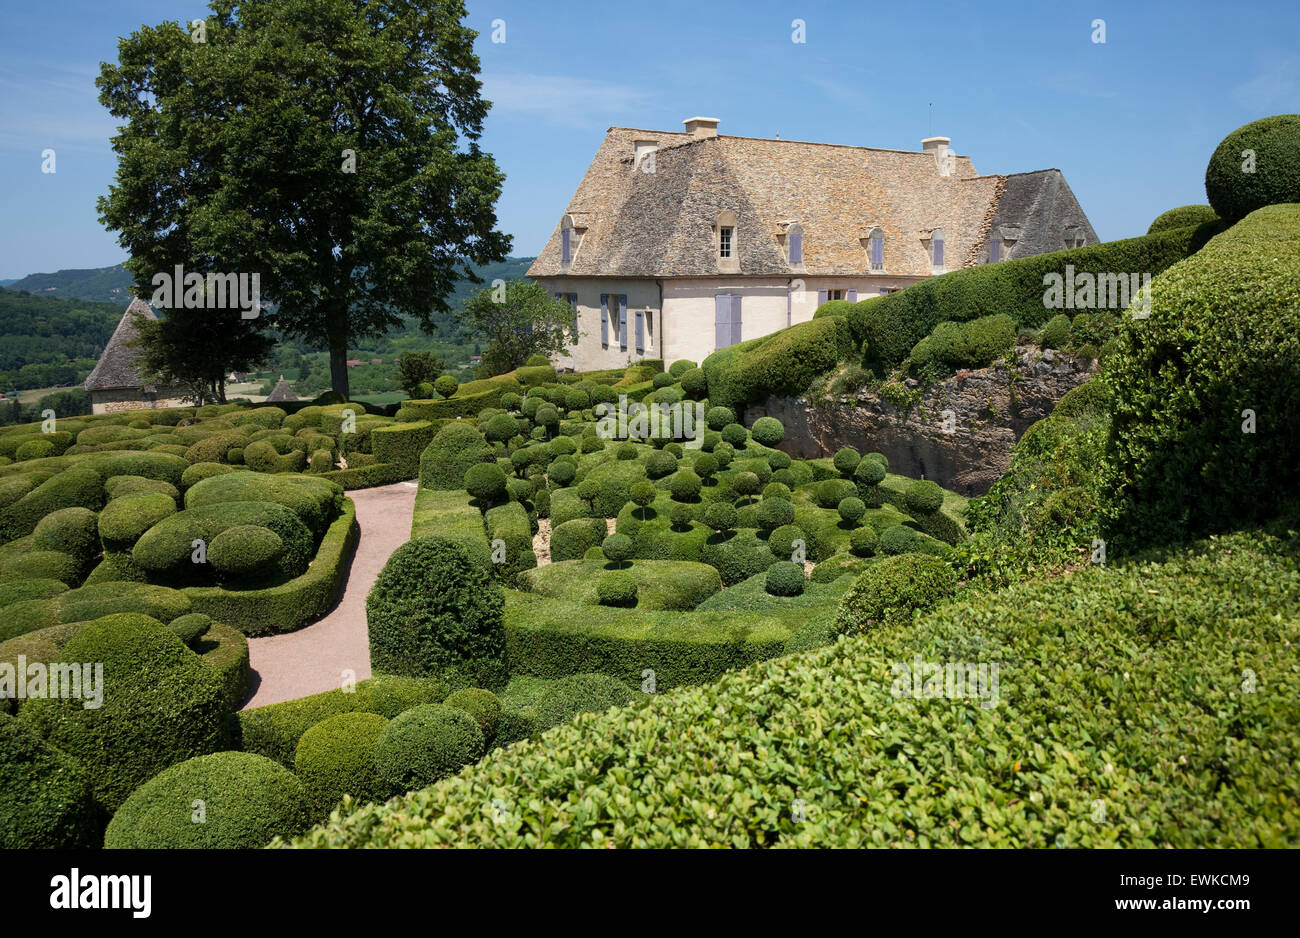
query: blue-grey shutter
600 293 609 346
934 237 944 267
561 228 570 263
871 235 883 269
786 287 792 327
879 287 889 295
618 295 628 350
817 289 828 307
789 232 802 264
635 309 644 353
846 289 857 303
715 294 731 349
990 240 1000 263
730 294 742 346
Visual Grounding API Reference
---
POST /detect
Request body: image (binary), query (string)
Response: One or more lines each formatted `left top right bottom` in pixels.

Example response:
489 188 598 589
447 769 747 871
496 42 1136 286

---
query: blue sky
1 0 1296 280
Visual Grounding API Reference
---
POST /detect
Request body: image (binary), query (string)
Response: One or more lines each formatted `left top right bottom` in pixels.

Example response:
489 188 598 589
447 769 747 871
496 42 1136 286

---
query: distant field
17 385 82 404
350 391 407 405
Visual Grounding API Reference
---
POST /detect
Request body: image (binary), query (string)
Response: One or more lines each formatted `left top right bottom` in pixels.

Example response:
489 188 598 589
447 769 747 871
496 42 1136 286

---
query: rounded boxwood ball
548 458 576 487
768 524 806 561
32 506 100 563
629 480 657 511
616 443 638 460
763 482 792 500
721 423 749 449
366 537 505 677
292 711 392 817
652 372 674 389
838 496 867 525
208 524 284 577
712 441 735 467
1205 114 1300 222
601 532 634 565
106 751 311 848
434 375 458 398
706 406 734 431
680 367 707 400
693 452 718 480
443 688 502 741
646 450 677 479
703 501 736 533
596 570 638 607
375 704 484 791
750 416 785 447
669 359 696 378
833 447 861 475
465 462 508 504
879 524 926 555
850 525 879 557
576 478 600 502
854 455 887 487
669 469 702 502
1147 204 1219 234
904 479 945 515
757 495 795 532
549 436 578 457
767 450 792 471
15 438 55 461
765 560 806 597
484 413 519 442
669 502 694 529
732 471 761 498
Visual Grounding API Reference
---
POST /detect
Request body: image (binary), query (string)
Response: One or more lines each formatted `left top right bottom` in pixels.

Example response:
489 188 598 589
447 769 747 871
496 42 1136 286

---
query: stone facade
89 387 188 415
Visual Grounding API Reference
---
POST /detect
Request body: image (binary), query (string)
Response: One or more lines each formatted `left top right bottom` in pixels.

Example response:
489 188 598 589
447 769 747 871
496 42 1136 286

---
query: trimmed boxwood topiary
669 502 694 529
705 406 733 431
374 704 484 791
768 523 805 561
837 497 866 526
763 482 792 501
15 438 55 462
703 501 736 533
693 452 718 481
1205 115 1300 222
105 751 311 848
293 712 391 817
767 450 792 471
765 561 806 597
1148 204 1219 234
484 413 520 443
548 458 576 486
750 416 784 447
181 461 239 489
419 423 494 491
1038 313 1072 350
367 537 506 679
814 478 857 509
208 524 284 577
32 506 100 563
167 611 212 646
903 480 945 515
757 495 794 532
834 553 956 635
849 525 879 557
721 423 749 449
646 450 677 479
434 375 458 398
551 517 607 561
680 367 708 399
0 550 81 589
601 533 634 566
596 570 638 607
0 711 98 848
669 469 702 502
464 462 508 505
97 492 176 552
19 613 232 813
443 688 502 741
833 447 861 476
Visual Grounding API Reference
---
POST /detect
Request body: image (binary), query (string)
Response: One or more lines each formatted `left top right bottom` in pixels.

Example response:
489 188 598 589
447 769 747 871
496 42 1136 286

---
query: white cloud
480 72 653 128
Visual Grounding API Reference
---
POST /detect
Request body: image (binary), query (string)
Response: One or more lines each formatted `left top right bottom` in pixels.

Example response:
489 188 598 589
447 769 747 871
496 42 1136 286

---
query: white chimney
922 136 953 176
684 116 720 139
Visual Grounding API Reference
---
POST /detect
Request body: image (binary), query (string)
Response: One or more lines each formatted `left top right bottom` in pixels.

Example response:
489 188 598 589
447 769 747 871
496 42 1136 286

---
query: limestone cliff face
746 349 1095 496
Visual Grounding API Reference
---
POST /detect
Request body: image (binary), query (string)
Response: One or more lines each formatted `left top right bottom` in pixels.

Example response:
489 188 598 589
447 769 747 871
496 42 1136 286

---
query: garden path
240 480 417 709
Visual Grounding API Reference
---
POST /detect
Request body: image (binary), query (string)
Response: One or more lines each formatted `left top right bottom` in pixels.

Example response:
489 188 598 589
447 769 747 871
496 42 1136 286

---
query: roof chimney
922 136 953 176
684 116 720 139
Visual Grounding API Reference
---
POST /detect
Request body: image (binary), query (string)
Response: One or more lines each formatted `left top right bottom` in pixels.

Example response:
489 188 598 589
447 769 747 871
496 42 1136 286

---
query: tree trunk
327 304 350 399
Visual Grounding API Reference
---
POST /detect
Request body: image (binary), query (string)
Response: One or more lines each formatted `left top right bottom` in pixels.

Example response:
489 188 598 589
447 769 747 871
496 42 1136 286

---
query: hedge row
183 499 359 635
701 315 855 413
410 489 492 570
814 221 1224 369
291 526 1300 847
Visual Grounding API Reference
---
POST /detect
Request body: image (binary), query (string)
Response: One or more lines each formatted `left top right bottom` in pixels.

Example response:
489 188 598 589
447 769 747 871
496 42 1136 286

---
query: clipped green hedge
374 704 484 792
105 751 311 848
1148 204 1219 234
419 422 495 490
237 674 452 768
19 613 232 814
1101 204 1300 552
294 712 391 818
291 527 1300 848
519 558 721 610
0 711 98 848
818 222 1224 369
195 621 251 710
183 498 358 635
1204 115 1300 222
370 420 437 477
702 315 855 413
98 492 176 552
183 471 342 536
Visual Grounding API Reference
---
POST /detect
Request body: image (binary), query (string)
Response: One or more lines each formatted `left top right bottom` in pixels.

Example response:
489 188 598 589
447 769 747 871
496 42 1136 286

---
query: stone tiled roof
265 375 299 403
527 126 1094 279
83 297 157 392
989 169 1099 261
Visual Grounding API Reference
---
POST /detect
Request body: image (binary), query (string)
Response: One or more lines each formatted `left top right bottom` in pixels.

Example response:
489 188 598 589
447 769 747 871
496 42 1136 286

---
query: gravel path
240 481 418 710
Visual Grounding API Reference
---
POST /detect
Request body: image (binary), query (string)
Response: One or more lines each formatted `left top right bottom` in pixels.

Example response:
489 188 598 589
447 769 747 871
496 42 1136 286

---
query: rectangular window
871 237 884 270
990 240 1000 263
788 232 802 264
715 294 744 349
719 226 733 259
933 239 944 268
561 228 571 264
826 289 844 301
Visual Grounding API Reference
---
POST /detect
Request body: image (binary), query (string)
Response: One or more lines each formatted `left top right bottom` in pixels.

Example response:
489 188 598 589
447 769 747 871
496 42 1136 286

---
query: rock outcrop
747 348 1095 496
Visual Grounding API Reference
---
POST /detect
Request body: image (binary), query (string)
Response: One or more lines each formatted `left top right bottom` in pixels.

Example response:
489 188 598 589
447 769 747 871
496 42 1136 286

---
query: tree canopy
459 280 576 376
97 0 511 398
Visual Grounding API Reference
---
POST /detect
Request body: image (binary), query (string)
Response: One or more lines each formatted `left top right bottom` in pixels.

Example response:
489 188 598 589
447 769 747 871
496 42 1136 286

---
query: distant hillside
0 288 123 390
3 264 134 304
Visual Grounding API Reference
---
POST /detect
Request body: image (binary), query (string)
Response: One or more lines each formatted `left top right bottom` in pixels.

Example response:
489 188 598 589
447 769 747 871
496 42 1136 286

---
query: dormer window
561 227 571 263
715 210 739 272
1064 225 1086 250
786 223 803 265
869 228 884 271
560 214 585 265
930 228 946 272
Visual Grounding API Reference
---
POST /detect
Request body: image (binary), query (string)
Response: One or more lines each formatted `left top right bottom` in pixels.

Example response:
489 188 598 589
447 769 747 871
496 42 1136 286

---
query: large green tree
97 0 510 398
129 305 274 405
459 280 575 376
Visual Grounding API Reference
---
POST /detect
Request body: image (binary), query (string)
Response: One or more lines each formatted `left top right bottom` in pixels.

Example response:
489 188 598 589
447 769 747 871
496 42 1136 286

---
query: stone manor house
528 117 1097 370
